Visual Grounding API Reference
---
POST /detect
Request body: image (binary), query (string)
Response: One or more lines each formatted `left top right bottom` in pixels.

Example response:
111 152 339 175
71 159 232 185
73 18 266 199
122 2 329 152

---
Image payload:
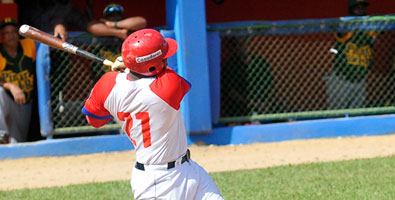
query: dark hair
103 3 124 18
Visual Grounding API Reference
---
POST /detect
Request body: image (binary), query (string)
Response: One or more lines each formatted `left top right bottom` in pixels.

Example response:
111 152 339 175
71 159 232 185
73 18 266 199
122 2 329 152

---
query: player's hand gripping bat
112 56 129 73
18 24 114 67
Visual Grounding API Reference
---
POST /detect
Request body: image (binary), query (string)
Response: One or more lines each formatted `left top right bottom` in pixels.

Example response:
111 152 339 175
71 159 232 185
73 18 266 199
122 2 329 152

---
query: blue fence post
36 43 54 137
166 0 212 134
207 31 221 124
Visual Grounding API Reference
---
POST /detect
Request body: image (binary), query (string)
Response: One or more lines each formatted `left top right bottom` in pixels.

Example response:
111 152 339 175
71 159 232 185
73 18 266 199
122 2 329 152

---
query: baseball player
0 18 36 143
324 0 375 109
82 29 223 199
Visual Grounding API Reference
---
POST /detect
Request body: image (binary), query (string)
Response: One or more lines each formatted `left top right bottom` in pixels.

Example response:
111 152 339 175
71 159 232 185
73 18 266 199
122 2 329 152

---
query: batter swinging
82 29 223 200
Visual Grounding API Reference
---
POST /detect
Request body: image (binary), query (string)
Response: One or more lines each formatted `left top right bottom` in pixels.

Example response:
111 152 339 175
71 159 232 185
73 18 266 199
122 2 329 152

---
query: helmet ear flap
147 59 165 74
148 66 157 72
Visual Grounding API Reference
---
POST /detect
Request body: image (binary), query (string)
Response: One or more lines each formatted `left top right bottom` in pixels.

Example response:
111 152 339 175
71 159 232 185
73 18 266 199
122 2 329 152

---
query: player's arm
104 17 147 31
0 82 26 104
82 107 112 128
82 72 118 128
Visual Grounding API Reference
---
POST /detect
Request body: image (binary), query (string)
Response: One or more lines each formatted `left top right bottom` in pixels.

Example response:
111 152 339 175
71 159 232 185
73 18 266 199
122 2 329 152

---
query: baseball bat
18 24 113 66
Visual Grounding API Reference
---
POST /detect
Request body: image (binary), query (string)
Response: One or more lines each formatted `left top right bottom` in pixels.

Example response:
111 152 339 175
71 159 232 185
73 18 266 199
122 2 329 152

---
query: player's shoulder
155 67 190 86
159 67 184 79
0 50 5 71
150 66 191 110
95 71 121 88
101 71 120 80
90 71 121 100
334 32 354 42
19 38 36 60
365 31 378 38
103 71 120 76
19 38 36 48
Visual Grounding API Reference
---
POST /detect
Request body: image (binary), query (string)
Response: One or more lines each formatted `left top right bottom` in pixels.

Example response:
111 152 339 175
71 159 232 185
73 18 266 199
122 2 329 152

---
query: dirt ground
0 134 394 191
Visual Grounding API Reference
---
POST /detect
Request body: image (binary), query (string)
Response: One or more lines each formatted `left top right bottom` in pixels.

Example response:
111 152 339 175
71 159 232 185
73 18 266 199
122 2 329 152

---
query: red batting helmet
122 29 178 76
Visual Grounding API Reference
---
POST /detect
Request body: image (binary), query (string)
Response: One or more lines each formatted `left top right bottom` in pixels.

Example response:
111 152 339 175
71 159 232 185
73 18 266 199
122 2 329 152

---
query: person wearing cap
348 0 369 16
323 0 377 109
82 29 223 199
0 17 36 143
86 3 147 39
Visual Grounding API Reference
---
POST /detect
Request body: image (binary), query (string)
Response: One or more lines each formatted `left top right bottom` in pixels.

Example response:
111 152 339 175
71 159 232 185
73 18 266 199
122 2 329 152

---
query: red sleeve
82 72 118 127
150 67 191 110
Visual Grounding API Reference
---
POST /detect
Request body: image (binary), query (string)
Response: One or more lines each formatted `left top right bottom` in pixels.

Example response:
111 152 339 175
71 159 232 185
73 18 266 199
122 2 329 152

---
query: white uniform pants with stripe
0 87 32 143
131 159 223 200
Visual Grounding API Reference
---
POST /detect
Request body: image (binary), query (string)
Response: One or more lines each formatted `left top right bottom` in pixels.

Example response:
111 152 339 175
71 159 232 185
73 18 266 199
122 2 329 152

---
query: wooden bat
18 24 113 66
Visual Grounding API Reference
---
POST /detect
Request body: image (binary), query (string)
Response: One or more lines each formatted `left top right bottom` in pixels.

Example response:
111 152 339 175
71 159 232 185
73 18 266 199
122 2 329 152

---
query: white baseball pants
131 159 223 200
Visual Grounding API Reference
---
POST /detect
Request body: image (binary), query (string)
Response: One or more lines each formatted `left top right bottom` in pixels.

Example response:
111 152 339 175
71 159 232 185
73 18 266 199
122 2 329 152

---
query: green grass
1 156 394 200
214 156 395 200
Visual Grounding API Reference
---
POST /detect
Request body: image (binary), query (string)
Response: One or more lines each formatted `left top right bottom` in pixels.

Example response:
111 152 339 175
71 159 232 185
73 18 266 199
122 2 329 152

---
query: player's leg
324 72 349 109
349 81 366 108
0 87 11 140
154 161 200 199
131 162 199 200
189 160 223 200
130 167 156 199
130 158 223 199
7 102 32 143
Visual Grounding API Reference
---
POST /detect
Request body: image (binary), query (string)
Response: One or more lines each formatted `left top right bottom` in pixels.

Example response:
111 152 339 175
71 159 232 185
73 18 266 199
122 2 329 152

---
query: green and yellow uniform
0 38 36 102
333 31 376 83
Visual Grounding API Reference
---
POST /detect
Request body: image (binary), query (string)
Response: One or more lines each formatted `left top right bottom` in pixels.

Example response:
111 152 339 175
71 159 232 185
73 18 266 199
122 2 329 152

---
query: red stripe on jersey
117 112 133 136
150 68 191 110
84 72 118 118
136 112 151 148
117 112 137 146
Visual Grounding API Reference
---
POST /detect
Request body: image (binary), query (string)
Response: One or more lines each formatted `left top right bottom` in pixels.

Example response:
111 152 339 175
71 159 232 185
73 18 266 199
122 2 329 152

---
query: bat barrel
19 24 65 51
19 24 113 67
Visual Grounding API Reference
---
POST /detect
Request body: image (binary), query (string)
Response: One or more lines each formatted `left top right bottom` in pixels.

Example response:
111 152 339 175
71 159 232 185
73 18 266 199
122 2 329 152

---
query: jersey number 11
117 111 152 148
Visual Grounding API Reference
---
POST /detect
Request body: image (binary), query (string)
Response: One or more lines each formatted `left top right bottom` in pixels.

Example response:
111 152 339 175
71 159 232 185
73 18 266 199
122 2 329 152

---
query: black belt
135 149 190 171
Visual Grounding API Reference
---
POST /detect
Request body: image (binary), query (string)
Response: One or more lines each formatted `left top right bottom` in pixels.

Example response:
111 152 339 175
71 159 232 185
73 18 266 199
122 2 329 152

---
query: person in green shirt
221 36 280 119
0 18 36 143
324 0 375 109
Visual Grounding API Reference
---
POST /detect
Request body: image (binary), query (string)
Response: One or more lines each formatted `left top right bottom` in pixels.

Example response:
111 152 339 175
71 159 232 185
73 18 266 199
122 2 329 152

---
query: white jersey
83 68 191 164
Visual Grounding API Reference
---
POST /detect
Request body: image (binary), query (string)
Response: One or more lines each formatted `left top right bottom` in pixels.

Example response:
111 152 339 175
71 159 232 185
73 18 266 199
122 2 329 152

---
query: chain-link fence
47 16 394 134
49 34 123 134
216 16 395 124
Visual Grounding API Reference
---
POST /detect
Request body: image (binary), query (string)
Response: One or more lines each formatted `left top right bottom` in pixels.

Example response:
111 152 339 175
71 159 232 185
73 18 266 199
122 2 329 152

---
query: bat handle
103 59 114 67
75 49 103 63
75 49 113 66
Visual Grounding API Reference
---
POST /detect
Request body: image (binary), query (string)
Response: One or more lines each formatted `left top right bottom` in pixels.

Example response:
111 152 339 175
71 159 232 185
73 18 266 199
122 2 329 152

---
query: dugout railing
35 15 395 137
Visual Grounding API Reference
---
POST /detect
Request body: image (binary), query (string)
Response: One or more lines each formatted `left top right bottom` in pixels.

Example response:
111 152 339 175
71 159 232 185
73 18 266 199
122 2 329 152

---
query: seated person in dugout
0 18 36 144
87 3 147 39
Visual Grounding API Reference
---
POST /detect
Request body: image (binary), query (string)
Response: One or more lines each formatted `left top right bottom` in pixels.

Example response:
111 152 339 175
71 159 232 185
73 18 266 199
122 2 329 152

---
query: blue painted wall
206 31 221 124
1 115 393 160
